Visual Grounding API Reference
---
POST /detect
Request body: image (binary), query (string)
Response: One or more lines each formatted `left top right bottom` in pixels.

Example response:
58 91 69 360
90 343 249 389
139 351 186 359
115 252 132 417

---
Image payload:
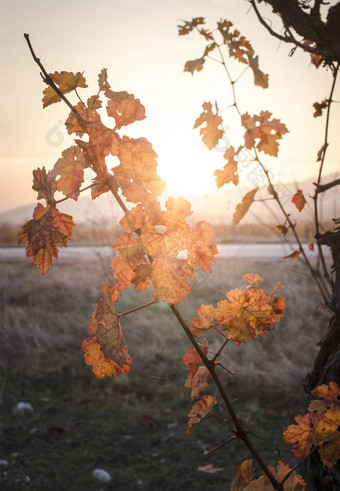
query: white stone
92 469 111 483
13 402 34 415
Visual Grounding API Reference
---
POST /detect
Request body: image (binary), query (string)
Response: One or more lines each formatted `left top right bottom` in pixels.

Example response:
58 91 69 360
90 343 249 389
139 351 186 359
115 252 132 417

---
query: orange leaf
82 282 131 378
214 146 239 187
233 188 257 225
53 146 90 200
311 382 340 402
308 242 314 252
187 366 211 400
230 459 255 491
42 71 87 108
276 224 289 237
32 166 57 203
283 250 301 259
194 101 224 150
283 414 314 459
291 189 306 212
191 304 216 337
106 93 146 129
241 111 288 156
242 273 263 286
18 204 75 274
217 20 253 64
187 394 217 435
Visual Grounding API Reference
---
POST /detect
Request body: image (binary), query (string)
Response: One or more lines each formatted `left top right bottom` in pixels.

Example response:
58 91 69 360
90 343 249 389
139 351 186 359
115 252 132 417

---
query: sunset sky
1 0 339 214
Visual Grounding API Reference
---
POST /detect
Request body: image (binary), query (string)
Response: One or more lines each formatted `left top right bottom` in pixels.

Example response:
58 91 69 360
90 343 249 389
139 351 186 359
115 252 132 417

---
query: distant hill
1 173 338 228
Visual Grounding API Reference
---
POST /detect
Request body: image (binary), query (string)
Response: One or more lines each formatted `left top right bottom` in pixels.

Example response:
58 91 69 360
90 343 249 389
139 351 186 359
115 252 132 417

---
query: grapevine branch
207 28 332 306
24 34 287 491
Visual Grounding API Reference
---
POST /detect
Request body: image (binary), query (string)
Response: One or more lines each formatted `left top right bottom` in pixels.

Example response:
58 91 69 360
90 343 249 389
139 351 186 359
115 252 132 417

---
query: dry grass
0 253 331 395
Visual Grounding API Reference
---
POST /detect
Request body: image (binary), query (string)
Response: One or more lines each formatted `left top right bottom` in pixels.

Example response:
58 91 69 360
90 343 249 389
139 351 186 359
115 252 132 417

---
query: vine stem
313 62 339 293
209 31 332 307
25 34 282 491
119 300 157 317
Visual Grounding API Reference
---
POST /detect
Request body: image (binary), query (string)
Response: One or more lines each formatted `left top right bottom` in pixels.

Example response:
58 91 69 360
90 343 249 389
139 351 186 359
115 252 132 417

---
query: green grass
0 255 331 489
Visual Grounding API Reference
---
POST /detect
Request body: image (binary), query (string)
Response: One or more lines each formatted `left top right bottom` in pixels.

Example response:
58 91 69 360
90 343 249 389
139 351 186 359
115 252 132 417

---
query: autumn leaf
183 339 208 379
106 93 146 129
283 250 301 259
291 189 306 212
242 273 263 287
194 101 224 150
187 394 217 435
214 146 239 187
276 224 289 237
65 101 101 137
18 204 75 274
32 166 57 203
241 111 288 156
313 99 328 117
308 242 314 252
311 381 340 403
311 53 323 68
178 17 205 36
42 71 88 108
112 198 217 304
247 54 269 89
283 414 314 459
230 459 255 490
191 304 216 337
113 136 165 204
82 282 131 379
53 146 90 200
217 20 253 64
233 188 258 225
184 57 206 75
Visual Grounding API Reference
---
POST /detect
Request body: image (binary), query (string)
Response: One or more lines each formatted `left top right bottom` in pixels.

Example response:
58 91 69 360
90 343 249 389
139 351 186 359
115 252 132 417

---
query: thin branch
119 300 157 317
313 63 339 291
315 178 340 194
24 34 83 118
55 183 99 204
204 436 237 457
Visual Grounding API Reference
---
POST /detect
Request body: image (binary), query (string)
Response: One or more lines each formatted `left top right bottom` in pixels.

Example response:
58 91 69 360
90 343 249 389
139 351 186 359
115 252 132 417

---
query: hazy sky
1 0 339 213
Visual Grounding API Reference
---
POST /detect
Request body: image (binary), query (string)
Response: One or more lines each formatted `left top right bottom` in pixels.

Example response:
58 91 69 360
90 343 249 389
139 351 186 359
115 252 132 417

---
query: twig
119 300 157 317
204 436 237 456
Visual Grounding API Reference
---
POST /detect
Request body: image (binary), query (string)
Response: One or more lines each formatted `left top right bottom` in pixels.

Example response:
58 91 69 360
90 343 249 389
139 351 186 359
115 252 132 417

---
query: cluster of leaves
19 68 165 274
284 382 340 468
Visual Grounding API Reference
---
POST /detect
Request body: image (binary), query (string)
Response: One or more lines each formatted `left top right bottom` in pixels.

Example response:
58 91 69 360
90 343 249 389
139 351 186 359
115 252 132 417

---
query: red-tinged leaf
291 189 306 212
191 304 216 337
233 188 257 225
82 282 131 378
194 101 224 150
32 166 57 203
183 340 208 378
149 256 195 304
308 242 314 252
187 366 211 400
247 54 269 89
270 461 306 490
42 71 87 108
187 394 217 435
214 146 239 188
313 99 328 117
187 221 218 273
107 94 146 129
18 204 75 274
230 459 255 491
184 57 205 75
283 414 314 460
276 224 289 237
178 17 205 36
53 146 90 200
241 111 288 156
283 250 301 259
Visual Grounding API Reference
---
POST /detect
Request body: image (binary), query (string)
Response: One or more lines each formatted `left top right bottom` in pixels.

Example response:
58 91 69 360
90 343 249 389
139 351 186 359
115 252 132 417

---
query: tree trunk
303 226 340 490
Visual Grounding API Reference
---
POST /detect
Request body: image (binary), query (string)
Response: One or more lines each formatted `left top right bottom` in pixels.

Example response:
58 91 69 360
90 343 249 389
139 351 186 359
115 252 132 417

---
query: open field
0 254 332 490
